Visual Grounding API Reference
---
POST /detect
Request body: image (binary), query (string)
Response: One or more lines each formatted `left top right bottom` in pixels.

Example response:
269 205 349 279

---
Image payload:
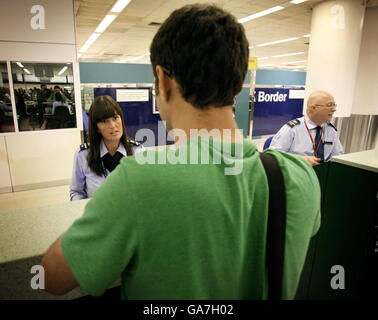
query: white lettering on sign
257 91 288 103
116 89 149 102
330 5 345 30
30 5 46 30
289 90 305 99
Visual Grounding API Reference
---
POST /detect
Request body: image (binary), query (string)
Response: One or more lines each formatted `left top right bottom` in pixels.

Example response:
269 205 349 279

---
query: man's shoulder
285 118 302 128
265 149 318 185
326 122 337 131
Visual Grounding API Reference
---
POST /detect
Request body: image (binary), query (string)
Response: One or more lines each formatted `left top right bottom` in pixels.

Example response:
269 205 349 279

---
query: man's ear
155 65 171 101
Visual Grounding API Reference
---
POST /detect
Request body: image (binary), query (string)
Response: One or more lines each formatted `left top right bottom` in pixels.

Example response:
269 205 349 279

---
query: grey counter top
0 199 120 300
331 148 378 173
0 199 89 264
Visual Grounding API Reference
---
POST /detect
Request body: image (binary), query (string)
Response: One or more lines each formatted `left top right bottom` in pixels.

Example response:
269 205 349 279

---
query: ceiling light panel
290 0 308 4
238 6 284 24
256 37 300 47
272 52 305 58
80 33 101 53
95 15 117 33
58 66 68 75
111 0 132 13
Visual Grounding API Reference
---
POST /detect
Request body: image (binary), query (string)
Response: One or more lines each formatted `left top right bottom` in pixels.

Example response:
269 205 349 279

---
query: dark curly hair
150 4 249 109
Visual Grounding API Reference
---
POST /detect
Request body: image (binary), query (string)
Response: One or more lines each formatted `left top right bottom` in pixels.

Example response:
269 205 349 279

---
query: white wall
5 130 80 191
0 137 12 193
352 7 378 115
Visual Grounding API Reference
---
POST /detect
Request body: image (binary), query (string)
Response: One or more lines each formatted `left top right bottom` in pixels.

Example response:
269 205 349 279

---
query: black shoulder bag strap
259 152 287 300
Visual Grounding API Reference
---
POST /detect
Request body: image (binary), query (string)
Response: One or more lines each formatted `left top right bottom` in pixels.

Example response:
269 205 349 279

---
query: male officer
270 90 343 166
41 4 321 300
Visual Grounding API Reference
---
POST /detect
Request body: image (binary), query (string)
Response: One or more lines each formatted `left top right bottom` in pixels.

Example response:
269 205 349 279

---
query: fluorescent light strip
125 55 145 61
303 34 311 37
272 52 304 58
257 57 268 60
260 64 275 67
16 62 24 68
95 14 117 33
290 0 308 4
111 0 132 13
256 37 299 47
58 66 68 76
286 65 305 69
248 46 254 49
238 6 284 23
80 33 101 53
23 68 31 74
280 60 307 64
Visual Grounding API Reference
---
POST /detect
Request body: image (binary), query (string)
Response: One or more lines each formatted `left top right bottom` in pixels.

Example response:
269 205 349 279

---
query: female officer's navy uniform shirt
70 140 144 201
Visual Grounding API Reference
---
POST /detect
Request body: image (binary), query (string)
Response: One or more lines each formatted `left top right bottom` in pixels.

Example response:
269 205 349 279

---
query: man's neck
171 104 244 144
103 140 120 156
306 113 324 126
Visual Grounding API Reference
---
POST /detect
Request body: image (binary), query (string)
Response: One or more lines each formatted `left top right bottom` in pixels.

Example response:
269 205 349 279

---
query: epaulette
128 139 140 146
80 142 90 150
327 122 337 131
286 119 300 128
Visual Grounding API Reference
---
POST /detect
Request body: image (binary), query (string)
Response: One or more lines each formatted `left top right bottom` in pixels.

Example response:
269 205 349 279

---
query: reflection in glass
10 62 76 131
0 62 15 132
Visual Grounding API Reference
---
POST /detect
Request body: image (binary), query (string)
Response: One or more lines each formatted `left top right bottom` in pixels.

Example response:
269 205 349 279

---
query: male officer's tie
315 126 324 161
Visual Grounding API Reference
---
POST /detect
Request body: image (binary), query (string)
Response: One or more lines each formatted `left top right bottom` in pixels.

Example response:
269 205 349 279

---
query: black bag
260 152 287 300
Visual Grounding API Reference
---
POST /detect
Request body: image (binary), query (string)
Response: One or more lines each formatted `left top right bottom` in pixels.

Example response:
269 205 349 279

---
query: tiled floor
0 137 270 213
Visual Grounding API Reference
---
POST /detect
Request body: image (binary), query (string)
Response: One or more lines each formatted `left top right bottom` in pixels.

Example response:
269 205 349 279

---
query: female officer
70 95 144 200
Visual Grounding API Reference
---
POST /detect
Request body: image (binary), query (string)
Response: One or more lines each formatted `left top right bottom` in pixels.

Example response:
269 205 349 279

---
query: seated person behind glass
52 92 71 114
48 85 70 102
70 95 144 200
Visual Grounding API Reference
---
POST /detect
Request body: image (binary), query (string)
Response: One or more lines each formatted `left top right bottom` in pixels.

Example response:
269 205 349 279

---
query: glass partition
10 62 76 131
0 61 15 132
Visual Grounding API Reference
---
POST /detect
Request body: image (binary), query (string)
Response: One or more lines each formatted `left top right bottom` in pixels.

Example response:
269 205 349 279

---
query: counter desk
296 149 378 299
0 199 119 300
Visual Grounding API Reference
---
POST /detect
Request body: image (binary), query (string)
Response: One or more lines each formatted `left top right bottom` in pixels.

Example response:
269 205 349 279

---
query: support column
304 0 366 119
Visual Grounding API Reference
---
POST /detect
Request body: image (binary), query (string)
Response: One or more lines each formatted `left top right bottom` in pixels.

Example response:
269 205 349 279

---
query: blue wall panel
93 87 172 147
80 63 154 83
256 69 306 86
252 88 304 136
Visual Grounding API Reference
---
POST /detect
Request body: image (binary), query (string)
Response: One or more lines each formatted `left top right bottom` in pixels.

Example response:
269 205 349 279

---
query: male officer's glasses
315 103 337 108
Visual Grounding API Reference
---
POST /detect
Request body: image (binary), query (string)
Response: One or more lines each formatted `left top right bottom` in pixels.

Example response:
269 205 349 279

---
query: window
10 62 76 131
0 61 15 132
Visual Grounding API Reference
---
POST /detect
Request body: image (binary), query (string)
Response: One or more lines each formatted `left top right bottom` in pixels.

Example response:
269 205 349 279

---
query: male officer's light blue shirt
70 140 144 201
269 114 343 162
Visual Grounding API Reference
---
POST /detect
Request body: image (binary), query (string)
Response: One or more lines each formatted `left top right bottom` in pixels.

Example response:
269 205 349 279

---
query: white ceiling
74 0 377 70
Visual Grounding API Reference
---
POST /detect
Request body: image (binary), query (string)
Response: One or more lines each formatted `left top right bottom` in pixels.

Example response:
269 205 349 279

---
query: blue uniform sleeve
330 135 344 158
269 125 294 152
70 149 88 201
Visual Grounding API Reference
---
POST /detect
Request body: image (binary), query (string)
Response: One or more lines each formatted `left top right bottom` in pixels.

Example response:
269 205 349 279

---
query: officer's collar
100 140 127 158
305 114 325 130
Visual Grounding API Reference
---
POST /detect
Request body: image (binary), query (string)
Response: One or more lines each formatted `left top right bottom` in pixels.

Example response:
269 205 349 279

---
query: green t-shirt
48 92 68 101
61 137 320 299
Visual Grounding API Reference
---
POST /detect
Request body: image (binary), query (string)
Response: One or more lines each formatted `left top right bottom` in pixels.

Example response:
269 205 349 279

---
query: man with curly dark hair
41 4 320 300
